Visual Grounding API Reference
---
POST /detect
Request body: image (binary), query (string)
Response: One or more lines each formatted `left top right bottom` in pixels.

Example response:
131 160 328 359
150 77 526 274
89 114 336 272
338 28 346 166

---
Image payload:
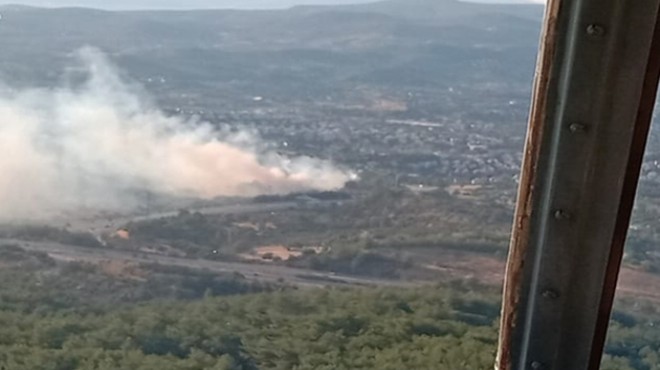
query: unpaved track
5 237 660 301
427 250 660 303
1 238 414 288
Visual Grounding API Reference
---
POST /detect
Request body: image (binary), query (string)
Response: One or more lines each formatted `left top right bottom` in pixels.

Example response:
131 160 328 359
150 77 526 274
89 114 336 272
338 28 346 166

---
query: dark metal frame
496 0 660 369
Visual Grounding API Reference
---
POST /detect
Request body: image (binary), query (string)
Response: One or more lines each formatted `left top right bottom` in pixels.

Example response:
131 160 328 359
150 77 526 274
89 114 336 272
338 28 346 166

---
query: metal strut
496 0 660 369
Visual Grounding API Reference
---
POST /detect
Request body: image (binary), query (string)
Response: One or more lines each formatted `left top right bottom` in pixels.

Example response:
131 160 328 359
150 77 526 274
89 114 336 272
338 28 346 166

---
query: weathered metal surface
496 1 563 369
496 0 660 369
587 6 660 369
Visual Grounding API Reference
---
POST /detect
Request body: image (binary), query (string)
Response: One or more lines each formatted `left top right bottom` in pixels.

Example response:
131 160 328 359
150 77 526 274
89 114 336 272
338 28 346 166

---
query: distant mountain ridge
0 0 543 109
0 0 376 10
322 0 543 21
0 0 543 10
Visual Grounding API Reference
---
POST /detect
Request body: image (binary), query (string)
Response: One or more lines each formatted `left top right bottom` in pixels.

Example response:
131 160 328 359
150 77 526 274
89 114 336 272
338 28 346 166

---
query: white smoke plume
0 48 353 219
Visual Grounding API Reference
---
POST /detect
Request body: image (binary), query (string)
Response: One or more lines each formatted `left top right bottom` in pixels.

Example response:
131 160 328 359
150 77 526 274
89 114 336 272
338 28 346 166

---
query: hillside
0 0 543 107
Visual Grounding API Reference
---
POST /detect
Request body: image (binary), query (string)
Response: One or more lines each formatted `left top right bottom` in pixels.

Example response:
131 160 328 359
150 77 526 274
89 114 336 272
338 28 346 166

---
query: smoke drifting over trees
0 48 352 219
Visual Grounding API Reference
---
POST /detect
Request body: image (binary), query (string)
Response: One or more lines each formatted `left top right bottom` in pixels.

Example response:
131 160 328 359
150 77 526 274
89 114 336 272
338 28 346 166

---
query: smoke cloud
0 48 352 219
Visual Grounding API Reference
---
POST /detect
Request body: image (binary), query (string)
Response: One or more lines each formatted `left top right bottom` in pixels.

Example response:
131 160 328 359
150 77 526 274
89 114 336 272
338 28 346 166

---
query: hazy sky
2 0 376 10
0 0 544 10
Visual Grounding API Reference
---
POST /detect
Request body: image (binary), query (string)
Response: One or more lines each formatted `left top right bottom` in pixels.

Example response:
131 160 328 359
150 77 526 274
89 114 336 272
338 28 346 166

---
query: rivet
531 361 544 370
554 209 571 220
586 24 606 37
569 122 587 133
542 289 560 300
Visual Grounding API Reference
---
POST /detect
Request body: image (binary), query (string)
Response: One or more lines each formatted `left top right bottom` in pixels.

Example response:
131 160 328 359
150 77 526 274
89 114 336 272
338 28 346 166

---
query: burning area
0 48 353 220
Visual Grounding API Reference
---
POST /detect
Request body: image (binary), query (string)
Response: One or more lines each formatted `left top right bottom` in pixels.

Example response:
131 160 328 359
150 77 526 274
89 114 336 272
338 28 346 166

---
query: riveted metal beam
496 0 660 369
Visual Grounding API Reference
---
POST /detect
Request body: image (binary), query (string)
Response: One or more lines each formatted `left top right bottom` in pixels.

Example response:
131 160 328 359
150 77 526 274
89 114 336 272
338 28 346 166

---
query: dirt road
1 238 412 288
426 249 660 302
